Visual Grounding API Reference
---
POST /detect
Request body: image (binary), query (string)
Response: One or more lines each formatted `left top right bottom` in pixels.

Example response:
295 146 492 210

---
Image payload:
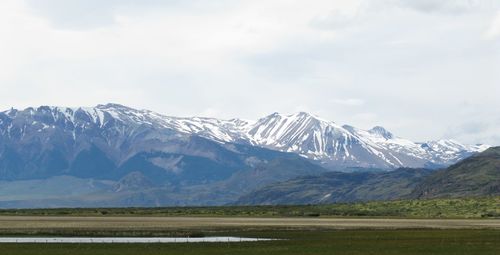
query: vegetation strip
0 196 498 218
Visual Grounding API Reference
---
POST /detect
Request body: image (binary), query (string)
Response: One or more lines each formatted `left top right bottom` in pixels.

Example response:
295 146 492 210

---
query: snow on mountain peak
368 126 394 139
0 105 490 169
96 103 131 109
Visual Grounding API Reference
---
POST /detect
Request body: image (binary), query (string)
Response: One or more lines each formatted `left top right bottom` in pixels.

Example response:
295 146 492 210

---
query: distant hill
235 168 432 205
409 147 500 199
0 157 328 208
236 147 500 205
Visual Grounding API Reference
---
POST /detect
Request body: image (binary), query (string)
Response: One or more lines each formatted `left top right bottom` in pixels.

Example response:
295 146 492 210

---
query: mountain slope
236 147 500 206
0 157 329 208
0 104 305 185
410 147 500 199
235 168 432 205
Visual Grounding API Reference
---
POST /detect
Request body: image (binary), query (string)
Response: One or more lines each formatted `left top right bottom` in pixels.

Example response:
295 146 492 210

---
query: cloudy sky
1 0 499 145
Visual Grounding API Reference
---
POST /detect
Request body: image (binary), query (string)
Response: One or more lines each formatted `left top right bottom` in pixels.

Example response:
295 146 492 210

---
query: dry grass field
0 216 498 231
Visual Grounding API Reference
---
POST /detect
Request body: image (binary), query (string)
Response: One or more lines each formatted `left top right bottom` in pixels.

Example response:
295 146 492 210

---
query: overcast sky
1 0 499 145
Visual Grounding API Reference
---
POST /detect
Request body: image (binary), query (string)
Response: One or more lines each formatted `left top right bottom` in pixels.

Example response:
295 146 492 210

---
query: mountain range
0 104 488 174
0 103 492 208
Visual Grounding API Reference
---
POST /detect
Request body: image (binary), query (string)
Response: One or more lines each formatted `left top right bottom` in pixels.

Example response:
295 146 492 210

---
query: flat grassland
0 229 498 255
0 197 498 255
0 216 498 255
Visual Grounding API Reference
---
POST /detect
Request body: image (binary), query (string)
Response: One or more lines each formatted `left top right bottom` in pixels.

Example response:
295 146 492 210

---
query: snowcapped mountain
236 112 488 169
0 103 492 208
0 104 263 182
0 104 489 171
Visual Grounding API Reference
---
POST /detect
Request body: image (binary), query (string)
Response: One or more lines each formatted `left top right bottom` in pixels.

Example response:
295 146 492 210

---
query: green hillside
235 168 431 205
236 147 500 205
411 147 500 199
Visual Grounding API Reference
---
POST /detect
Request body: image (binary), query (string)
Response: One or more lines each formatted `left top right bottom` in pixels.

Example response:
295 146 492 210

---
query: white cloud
0 0 499 145
23 0 237 30
392 0 494 14
485 11 500 38
331 98 365 106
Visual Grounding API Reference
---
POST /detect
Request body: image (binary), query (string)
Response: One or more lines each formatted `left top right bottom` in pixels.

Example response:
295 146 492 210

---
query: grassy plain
0 197 498 254
0 216 498 237
0 230 499 255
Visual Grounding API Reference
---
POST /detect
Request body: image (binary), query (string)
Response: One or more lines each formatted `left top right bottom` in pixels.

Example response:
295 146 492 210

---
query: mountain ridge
0 103 487 170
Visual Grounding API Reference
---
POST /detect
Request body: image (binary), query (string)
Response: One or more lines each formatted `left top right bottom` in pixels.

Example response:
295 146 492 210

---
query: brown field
0 216 498 231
